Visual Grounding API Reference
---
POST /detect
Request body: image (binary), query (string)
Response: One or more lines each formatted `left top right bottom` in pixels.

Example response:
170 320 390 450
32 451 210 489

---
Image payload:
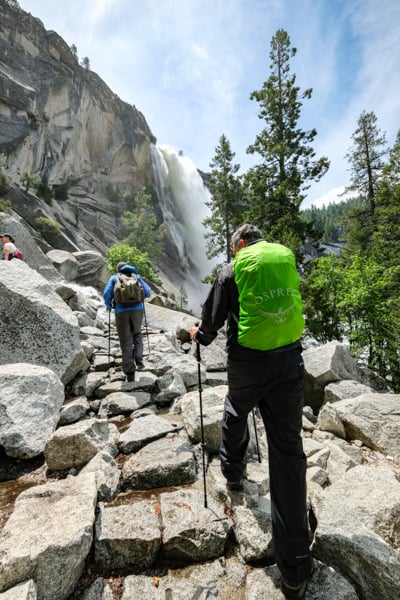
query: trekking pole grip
193 322 201 361
196 340 201 363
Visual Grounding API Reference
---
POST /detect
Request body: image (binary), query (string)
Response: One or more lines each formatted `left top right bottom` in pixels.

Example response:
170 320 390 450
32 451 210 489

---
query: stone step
94 487 229 572
122 433 197 491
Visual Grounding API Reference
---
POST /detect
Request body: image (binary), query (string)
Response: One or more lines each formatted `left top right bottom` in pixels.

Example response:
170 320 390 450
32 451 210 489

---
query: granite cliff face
0 0 156 253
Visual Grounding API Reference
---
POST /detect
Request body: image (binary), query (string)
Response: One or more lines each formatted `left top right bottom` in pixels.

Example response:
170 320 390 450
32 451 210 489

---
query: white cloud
87 0 116 26
17 0 400 193
308 186 349 209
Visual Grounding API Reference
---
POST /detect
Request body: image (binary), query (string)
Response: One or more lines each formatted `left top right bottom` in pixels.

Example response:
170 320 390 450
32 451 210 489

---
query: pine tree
203 134 242 263
122 189 165 263
345 111 387 216
302 131 400 390
383 128 400 186
343 111 388 255
244 29 329 256
371 129 400 267
80 57 90 70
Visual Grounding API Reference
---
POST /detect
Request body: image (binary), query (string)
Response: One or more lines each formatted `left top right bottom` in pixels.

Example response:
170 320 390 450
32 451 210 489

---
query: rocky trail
1 292 400 599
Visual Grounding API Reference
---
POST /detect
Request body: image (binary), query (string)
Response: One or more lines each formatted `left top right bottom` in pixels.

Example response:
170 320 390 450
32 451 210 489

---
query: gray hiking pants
115 309 144 375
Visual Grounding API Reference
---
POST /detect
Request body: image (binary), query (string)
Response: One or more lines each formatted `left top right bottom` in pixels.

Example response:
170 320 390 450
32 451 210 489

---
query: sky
18 0 400 209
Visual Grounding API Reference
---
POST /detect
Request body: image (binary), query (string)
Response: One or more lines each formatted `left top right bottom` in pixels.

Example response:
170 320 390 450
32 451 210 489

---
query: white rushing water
151 144 218 313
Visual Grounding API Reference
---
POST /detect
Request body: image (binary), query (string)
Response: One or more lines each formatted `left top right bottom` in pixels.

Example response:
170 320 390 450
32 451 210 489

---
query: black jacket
196 263 239 348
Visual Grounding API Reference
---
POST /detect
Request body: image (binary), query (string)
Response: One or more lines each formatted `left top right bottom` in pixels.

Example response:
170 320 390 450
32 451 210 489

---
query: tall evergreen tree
203 134 242 263
302 126 400 391
371 130 400 267
345 111 387 216
122 189 165 263
359 131 400 388
244 29 329 256
343 111 388 255
383 128 400 185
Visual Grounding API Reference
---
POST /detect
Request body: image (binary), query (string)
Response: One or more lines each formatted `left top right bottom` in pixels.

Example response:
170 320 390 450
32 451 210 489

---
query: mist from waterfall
151 144 218 314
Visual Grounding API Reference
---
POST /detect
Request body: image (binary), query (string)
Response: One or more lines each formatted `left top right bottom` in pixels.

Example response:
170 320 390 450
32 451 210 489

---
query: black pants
115 309 144 375
220 343 312 585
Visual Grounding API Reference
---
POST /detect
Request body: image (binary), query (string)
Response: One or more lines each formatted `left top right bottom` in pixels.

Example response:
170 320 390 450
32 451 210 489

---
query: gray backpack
114 272 144 306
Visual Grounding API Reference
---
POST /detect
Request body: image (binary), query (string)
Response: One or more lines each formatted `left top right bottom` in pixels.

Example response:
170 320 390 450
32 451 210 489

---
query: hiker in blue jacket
103 262 151 382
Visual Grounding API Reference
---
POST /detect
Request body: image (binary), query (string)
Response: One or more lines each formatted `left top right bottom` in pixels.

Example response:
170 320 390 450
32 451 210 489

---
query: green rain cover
233 241 304 350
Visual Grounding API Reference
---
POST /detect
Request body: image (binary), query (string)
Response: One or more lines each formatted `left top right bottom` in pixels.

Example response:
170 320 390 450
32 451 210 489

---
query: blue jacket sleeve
137 275 151 299
103 275 116 310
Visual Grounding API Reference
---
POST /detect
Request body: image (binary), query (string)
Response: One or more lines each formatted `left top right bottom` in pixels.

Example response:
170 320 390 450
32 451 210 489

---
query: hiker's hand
189 325 199 341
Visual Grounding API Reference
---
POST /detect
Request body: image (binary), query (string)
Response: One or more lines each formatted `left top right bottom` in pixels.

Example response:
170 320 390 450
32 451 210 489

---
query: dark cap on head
116 261 127 271
1 232 15 242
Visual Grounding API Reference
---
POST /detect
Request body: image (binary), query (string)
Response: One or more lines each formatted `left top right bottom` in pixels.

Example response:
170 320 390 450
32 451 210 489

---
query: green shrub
0 172 10 197
0 199 12 214
35 216 61 236
21 172 40 193
106 244 161 285
35 175 53 205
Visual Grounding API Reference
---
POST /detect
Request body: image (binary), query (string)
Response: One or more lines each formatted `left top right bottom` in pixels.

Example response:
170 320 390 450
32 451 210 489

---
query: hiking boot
136 360 145 370
281 576 310 599
126 372 135 382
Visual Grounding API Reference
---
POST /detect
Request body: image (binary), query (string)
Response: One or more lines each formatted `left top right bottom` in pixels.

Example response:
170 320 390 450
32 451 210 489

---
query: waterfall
151 144 217 314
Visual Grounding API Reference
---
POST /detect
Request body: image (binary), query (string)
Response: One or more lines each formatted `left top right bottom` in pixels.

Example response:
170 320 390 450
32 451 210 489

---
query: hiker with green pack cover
103 261 151 382
234 239 304 351
190 224 313 599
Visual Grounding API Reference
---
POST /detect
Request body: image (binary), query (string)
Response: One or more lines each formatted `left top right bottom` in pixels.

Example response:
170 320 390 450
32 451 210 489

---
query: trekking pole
142 301 151 356
252 408 261 463
108 309 111 367
195 339 208 508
